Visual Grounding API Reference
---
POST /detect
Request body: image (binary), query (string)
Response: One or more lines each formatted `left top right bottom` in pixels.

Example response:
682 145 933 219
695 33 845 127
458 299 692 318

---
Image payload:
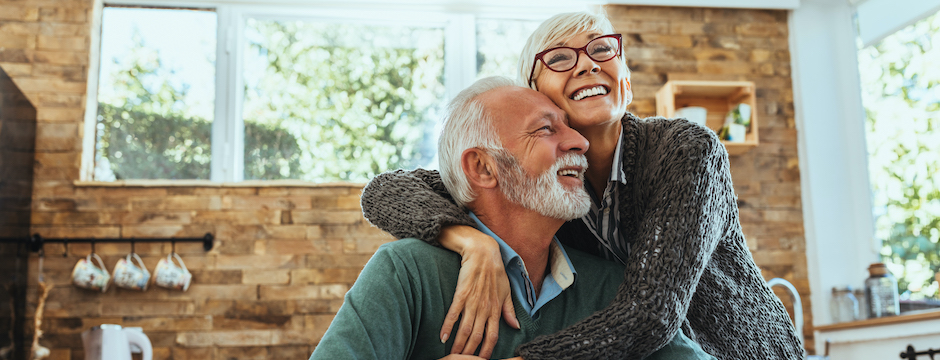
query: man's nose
559 124 589 155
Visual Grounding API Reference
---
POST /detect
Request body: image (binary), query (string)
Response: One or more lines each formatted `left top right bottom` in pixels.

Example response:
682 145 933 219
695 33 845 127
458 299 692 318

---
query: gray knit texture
360 113 804 360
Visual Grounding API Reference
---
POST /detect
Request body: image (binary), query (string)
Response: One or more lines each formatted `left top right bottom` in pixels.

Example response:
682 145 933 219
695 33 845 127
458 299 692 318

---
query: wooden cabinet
655 80 758 155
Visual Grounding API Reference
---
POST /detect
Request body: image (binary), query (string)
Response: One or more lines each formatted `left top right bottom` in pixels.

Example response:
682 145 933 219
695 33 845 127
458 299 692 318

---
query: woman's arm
360 168 518 357
516 119 730 359
360 168 476 244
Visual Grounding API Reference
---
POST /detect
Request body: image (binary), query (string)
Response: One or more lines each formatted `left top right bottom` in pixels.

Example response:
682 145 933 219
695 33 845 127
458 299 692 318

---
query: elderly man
309 77 713 360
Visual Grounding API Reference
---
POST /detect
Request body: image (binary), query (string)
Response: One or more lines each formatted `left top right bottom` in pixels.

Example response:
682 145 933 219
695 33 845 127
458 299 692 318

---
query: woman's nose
574 52 601 77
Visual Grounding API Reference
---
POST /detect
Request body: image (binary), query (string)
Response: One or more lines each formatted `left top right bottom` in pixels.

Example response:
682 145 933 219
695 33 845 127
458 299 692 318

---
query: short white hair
518 10 629 89
438 76 519 208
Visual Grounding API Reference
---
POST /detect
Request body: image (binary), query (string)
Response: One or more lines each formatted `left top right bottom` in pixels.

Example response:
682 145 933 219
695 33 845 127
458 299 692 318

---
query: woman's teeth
572 86 608 101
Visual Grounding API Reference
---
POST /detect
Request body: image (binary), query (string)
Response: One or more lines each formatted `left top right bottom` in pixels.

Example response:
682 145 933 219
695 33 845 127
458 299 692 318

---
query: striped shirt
581 128 629 264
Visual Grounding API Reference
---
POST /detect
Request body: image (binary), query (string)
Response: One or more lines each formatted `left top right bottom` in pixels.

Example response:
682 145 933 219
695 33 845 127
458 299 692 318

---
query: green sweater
309 238 714 360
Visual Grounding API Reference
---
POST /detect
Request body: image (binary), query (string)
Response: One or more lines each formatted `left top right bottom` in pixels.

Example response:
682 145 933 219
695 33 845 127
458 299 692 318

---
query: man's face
478 87 591 220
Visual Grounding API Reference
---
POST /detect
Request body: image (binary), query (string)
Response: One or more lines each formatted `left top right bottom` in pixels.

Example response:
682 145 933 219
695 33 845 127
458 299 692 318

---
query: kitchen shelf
655 80 759 155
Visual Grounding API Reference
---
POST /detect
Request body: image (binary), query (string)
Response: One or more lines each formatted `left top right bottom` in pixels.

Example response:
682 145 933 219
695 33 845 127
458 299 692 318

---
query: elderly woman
360 11 803 360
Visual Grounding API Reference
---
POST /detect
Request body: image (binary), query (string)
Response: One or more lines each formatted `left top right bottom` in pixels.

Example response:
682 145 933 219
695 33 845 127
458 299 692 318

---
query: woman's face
533 31 632 132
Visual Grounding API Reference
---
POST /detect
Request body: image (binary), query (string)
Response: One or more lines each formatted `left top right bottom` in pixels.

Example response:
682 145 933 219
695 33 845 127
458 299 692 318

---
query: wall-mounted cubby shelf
655 80 759 155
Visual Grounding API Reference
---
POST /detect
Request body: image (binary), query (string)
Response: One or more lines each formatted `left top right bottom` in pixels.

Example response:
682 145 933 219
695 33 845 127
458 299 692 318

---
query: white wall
788 0 877 351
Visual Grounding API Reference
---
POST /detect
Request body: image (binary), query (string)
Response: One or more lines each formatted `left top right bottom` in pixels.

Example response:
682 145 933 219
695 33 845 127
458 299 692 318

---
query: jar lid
868 263 888 276
831 286 853 293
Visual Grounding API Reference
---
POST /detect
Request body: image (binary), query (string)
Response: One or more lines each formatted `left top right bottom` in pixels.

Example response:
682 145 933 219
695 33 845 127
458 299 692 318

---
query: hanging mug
112 253 150 291
72 253 110 292
153 253 191 291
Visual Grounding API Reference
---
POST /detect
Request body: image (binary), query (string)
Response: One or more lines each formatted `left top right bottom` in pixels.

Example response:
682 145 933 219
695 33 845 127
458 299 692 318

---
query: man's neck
471 202 561 294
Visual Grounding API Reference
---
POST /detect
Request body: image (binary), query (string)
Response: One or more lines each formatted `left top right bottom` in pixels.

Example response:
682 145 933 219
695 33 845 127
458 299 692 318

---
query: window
90 3 558 182
858 9 940 300
94 6 217 181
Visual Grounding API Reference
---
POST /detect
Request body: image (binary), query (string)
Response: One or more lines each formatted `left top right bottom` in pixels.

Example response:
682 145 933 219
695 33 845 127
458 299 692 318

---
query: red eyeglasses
528 34 623 86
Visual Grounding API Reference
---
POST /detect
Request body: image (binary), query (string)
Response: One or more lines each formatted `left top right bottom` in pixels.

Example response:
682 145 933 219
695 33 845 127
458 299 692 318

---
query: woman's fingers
441 287 467 343
501 294 519 329
477 303 502 358
459 305 490 354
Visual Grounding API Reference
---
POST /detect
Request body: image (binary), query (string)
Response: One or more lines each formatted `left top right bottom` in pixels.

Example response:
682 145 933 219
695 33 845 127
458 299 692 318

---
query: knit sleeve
360 168 475 245
516 118 730 360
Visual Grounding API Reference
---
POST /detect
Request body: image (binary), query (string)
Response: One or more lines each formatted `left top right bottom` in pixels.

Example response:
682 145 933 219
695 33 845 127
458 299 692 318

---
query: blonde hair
438 76 517 208
517 10 630 89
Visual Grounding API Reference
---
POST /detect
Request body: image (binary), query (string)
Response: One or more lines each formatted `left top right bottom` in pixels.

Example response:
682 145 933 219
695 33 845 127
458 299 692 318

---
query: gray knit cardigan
360 113 804 360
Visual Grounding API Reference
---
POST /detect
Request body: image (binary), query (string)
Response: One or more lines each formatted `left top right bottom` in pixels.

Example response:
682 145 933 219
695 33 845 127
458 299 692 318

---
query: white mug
72 254 110 292
153 253 191 291
112 253 150 291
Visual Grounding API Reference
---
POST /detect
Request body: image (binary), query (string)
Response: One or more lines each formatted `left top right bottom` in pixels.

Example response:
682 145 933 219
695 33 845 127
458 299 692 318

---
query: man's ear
461 148 498 189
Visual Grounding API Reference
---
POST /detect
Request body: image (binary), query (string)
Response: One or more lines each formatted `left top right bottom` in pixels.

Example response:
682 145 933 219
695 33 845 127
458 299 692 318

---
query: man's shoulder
373 238 461 270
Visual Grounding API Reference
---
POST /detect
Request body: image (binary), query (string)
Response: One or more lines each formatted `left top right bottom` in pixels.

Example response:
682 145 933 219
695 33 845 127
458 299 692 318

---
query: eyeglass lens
543 36 619 72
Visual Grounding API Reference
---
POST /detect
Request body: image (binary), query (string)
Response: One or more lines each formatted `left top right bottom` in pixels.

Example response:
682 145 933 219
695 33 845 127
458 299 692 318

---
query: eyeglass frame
527 34 623 86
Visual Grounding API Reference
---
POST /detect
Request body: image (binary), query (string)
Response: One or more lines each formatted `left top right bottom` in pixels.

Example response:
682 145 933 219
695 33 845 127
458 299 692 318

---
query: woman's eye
590 45 613 55
546 53 572 66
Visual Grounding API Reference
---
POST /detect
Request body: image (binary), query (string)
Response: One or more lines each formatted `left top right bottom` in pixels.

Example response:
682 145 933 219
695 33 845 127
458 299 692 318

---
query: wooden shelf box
655 80 759 155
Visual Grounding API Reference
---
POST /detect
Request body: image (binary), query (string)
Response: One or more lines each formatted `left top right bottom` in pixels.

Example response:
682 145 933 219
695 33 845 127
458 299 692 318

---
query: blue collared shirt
468 212 577 320
581 127 630 264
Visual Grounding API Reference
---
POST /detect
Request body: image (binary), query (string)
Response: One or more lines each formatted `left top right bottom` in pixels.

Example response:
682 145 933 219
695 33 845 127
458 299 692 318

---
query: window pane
242 19 445 182
475 18 541 80
859 10 940 301
94 7 216 180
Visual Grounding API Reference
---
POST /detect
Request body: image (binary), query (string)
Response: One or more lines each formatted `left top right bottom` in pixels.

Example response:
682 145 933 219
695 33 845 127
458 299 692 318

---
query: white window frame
82 0 582 182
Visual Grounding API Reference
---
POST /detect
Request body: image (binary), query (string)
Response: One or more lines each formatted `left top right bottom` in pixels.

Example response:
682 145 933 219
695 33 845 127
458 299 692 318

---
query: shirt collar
611 126 627 184
468 212 577 290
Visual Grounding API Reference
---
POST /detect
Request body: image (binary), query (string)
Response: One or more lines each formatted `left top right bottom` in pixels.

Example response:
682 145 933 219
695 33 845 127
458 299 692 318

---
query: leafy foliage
96 33 303 180
241 19 445 182
859 11 940 299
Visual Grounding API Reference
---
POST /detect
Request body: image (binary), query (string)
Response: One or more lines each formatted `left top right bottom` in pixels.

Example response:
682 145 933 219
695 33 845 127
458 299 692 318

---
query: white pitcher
81 324 152 360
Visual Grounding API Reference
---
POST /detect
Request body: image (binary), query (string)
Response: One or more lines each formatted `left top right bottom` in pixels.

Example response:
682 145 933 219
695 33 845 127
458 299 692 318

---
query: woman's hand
437 225 519 358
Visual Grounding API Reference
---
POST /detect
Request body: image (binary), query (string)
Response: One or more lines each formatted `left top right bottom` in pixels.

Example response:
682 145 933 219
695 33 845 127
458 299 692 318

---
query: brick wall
0 0 812 358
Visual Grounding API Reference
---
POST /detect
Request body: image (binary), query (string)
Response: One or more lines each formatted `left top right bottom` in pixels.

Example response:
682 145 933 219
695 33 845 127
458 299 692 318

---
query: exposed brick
11 77 85 94
215 255 300 270
258 284 348 301
0 32 37 49
242 269 290 285
32 63 85 81
32 50 88 65
0 48 32 63
40 22 89 36
290 210 363 225
291 268 361 285
100 301 194 317
38 7 88 23
0 61 32 76
0 5 40 21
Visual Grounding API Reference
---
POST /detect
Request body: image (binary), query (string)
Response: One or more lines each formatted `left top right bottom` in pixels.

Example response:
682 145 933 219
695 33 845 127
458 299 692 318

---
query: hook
91 240 96 255
131 240 136 255
171 240 176 255
63 239 69 257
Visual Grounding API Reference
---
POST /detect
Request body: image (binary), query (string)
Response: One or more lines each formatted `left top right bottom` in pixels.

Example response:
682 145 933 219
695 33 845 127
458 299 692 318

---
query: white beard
494 151 591 221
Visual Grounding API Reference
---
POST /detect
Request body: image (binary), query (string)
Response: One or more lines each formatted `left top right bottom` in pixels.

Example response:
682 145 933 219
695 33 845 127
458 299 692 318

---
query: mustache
547 153 588 178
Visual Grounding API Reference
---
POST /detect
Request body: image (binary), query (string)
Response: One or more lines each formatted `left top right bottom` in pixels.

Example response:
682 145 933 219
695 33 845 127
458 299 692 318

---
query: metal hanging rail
0 233 214 252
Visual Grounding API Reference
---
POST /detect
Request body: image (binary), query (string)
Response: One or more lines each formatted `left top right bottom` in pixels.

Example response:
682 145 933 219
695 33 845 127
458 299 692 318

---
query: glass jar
830 286 858 323
853 287 868 320
865 263 900 318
